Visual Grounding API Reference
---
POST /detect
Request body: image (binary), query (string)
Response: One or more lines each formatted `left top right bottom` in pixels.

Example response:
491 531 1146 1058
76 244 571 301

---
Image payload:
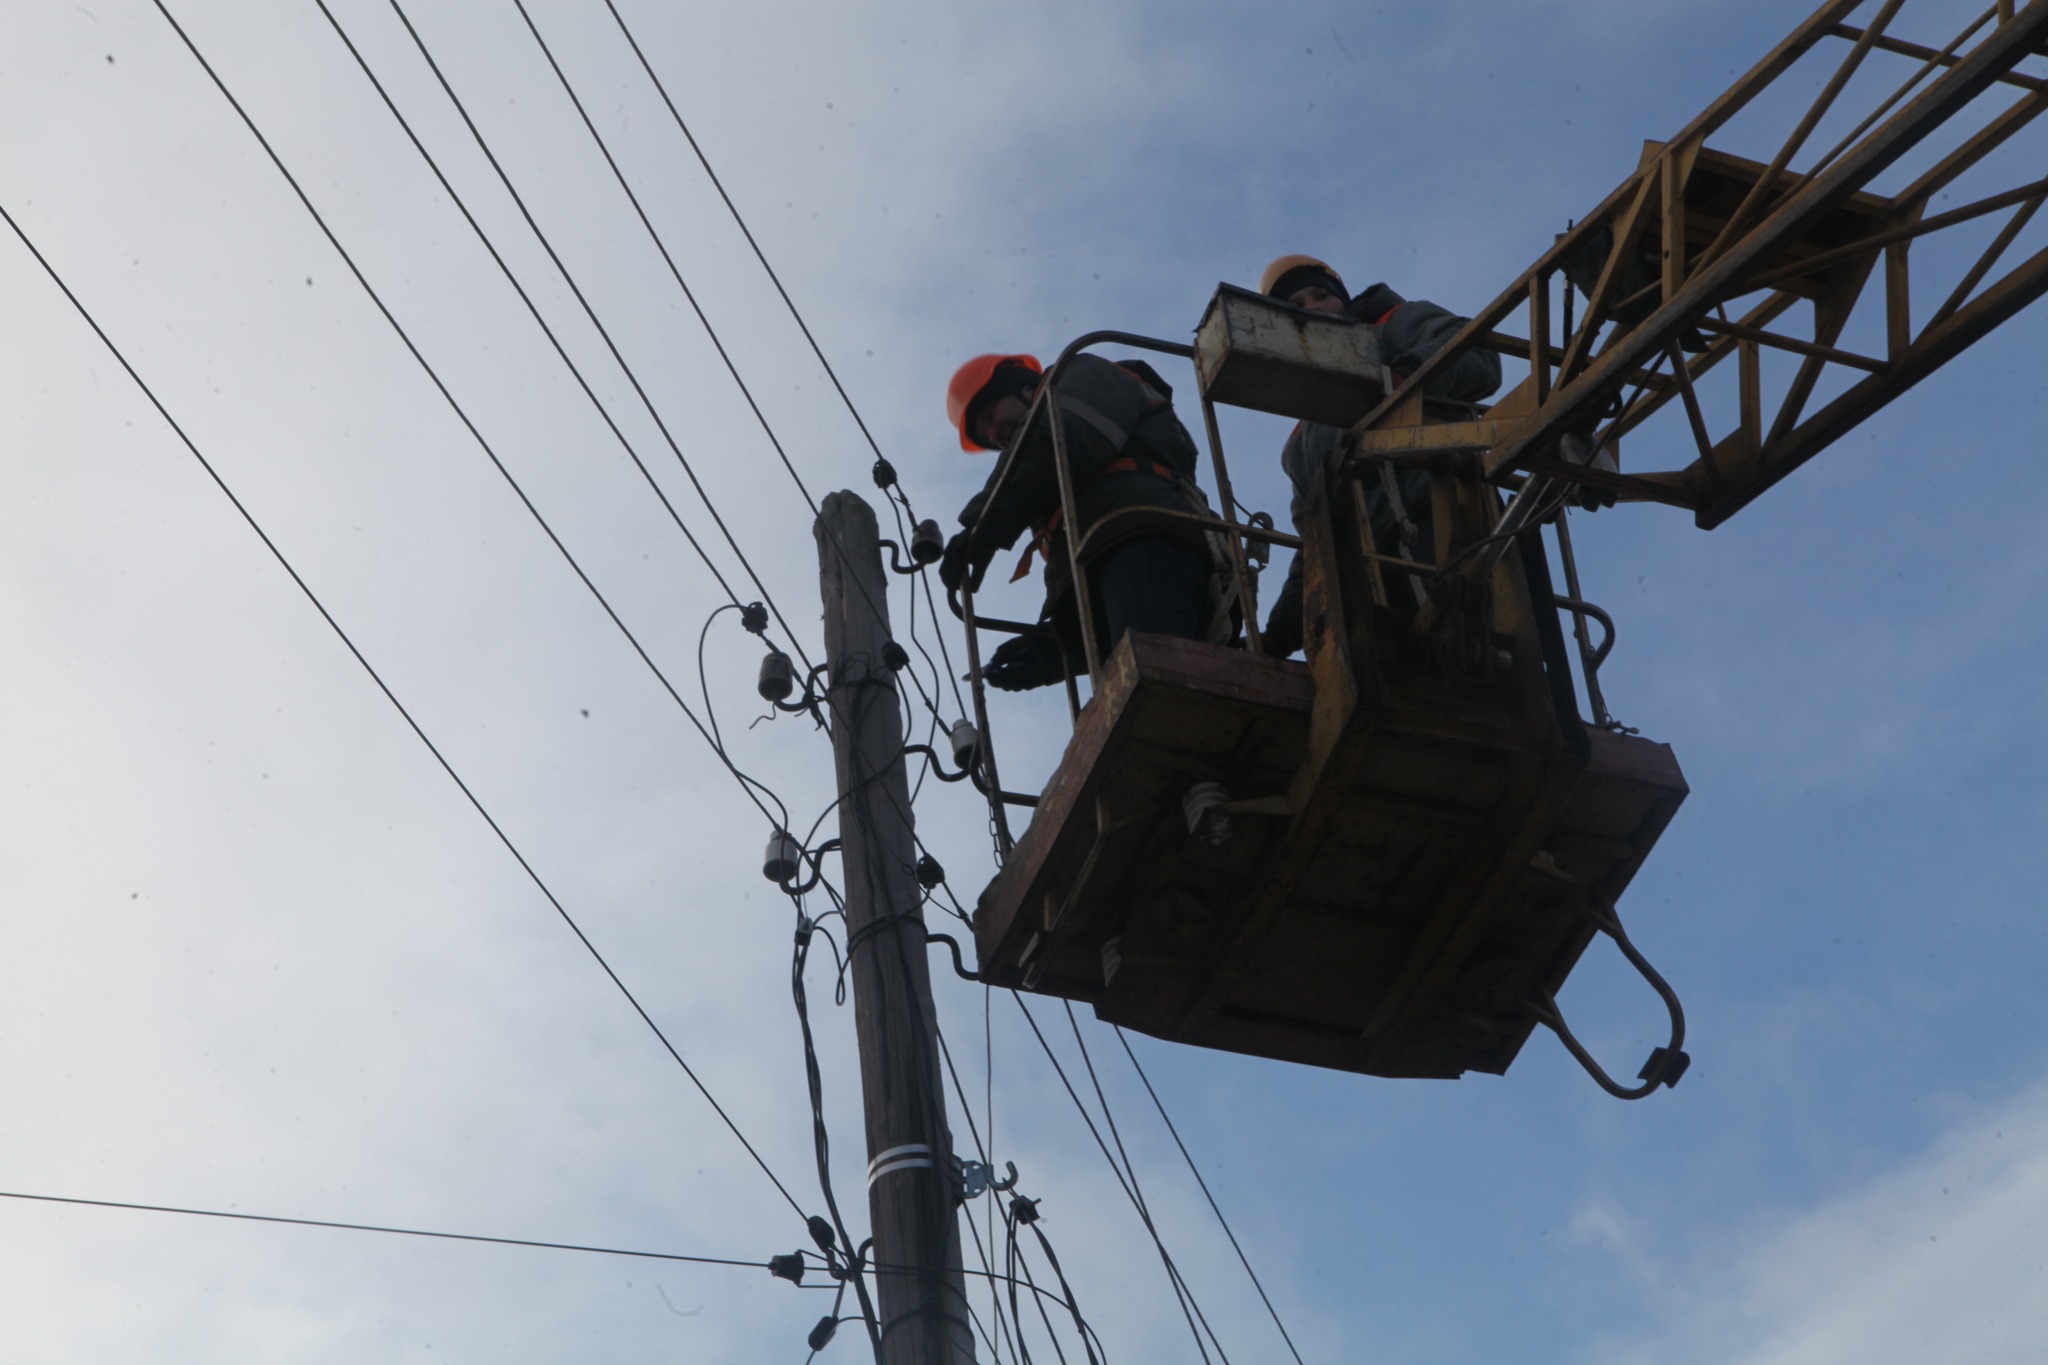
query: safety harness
1008 456 1182 582
1004 362 1240 648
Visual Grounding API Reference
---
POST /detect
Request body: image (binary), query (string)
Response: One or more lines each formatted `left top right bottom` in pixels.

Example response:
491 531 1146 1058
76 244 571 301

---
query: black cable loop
771 662 833 719
695 603 792 830
2 192 809 1225
902 744 976 785
879 494 961 722
924 933 979 984
904 703 940 807
322 1 815 676
1026 1219 1107 1365
790 903 886 1354
878 539 928 577
1003 1212 1056 1365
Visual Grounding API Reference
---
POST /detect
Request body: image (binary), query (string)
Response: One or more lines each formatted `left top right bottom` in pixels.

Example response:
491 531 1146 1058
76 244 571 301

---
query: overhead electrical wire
0 195 806 1224
377 0 984 932
50 12 1286 1361
332 0 816 676
0 1189 773 1270
1113 1026 1306 1365
0 1188 1149 1324
148 0 790 833
592 9 1280 1343
510 0 980 765
508 0 823 520
379 10 1257 1355
481 9 1004 967
600 0 991 765
1064 1003 1233 1365
1013 994 1228 1365
600 0 903 512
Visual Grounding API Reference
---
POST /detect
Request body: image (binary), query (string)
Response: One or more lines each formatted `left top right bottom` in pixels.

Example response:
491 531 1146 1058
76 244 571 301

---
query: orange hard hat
947 353 1041 451
1259 253 1346 300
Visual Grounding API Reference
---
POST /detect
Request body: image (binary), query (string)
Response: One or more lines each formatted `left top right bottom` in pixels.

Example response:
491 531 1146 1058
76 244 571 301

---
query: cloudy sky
4 1 2047 1361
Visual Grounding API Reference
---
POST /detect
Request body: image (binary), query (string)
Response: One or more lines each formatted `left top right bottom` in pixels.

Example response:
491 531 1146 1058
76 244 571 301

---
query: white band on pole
866 1143 935 1187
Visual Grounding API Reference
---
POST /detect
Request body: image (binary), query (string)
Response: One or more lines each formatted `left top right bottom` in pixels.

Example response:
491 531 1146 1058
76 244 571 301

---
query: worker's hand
983 635 1063 691
1259 627 1300 659
938 532 977 593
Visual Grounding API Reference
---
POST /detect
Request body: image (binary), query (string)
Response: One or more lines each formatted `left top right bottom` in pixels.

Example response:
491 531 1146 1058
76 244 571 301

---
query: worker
1257 254 1502 656
938 352 1231 691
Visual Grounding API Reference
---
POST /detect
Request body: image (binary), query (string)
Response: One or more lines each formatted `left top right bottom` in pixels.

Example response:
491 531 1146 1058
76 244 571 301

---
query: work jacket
1264 287 1502 655
956 353 1207 603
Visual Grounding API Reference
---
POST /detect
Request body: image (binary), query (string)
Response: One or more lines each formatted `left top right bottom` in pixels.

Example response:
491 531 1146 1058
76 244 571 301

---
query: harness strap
1375 460 1432 610
1009 457 1181 582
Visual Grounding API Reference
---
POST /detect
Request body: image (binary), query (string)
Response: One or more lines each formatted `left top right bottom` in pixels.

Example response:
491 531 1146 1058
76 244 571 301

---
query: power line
1 192 805 1226
1064 1002 1232 1365
600 0 902 510
0 1189 770 1269
509 0 978 765
608 2 979 736
149 0 787 835
510 0 821 520
1113 1026 1305 1365
1012 993 1224 1365
338 0 816 676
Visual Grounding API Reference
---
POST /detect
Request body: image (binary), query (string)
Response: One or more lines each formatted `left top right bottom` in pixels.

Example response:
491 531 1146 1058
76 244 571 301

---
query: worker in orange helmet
940 351 1230 690
1257 254 1502 656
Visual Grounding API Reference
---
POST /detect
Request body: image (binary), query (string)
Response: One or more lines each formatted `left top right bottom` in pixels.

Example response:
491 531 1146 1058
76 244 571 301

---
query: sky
3 1 2047 1361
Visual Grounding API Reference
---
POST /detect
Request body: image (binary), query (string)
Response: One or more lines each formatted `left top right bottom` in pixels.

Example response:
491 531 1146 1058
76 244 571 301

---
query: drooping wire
0 1189 772 1269
695 602 793 830
0 195 807 1223
347 0 816 675
789 899 886 1357
1005 1219 1065 1365
1112 1027 1305 1365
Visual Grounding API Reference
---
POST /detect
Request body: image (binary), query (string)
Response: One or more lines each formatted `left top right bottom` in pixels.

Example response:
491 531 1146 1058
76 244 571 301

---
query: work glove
982 634 1065 692
938 532 978 594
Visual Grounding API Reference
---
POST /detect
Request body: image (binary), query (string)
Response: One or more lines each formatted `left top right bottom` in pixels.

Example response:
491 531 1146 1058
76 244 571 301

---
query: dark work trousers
1054 536 1208 663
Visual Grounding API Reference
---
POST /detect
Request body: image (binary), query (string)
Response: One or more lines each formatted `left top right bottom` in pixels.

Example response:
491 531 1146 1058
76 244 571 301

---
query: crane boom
1353 0 2048 529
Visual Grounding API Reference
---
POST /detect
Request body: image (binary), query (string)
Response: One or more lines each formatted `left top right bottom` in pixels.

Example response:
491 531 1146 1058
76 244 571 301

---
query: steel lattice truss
1355 0 2048 529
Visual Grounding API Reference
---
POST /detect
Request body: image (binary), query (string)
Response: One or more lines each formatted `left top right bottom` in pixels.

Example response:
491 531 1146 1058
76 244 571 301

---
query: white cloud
1588 1079 2048 1365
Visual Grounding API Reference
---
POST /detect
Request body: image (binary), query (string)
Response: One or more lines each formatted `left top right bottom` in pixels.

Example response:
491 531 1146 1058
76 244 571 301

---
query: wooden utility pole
815 490 976 1365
